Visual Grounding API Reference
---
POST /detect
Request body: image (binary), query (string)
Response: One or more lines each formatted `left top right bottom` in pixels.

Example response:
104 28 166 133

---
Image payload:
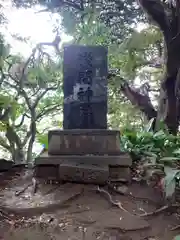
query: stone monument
63 45 107 129
34 45 132 184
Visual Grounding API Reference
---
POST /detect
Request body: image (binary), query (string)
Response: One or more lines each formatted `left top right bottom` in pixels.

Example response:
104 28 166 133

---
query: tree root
107 181 158 204
139 204 180 217
0 209 12 221
96 186 132 215
15 182 33 196
170 224 180 231
32 177 37 194
15 177 38 196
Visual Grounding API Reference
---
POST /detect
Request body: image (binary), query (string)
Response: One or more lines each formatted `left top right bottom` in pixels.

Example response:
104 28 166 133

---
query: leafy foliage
121 120 180 198
36 133 48 149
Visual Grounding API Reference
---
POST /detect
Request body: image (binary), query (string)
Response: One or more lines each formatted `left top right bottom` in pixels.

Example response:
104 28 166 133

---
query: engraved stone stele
34 45 132 184
63 45 108 129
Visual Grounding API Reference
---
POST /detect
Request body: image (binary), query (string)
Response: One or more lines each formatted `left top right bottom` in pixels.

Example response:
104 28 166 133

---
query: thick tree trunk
156 37 180 134
156 75 179 134
138 0 180 135
6 124 26 163
11 148 25 163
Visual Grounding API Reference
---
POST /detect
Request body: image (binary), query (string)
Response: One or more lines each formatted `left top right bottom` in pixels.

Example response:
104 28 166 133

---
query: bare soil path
0 169 179 240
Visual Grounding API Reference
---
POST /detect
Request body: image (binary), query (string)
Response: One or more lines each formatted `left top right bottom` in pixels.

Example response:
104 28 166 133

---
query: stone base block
59 162 109 184
35 151 132 167
34 165 59 180
109 166 131 183
48 129 121 155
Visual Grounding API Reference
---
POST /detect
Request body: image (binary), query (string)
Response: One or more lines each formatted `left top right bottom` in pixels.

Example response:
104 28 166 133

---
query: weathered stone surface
63 45 108 129
109 166 131 183
35 151 64 165
35 151 132 166
59 162 108 184
48 129 121 155
34 165 59 180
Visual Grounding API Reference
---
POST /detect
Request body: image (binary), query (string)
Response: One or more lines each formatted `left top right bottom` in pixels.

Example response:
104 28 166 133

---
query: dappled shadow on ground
0 169 179 240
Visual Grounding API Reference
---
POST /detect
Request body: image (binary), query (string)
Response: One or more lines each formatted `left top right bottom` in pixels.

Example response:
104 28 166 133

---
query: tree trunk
11 148 25 163
26 111 36 163
6 124 26 163
137 0 180 135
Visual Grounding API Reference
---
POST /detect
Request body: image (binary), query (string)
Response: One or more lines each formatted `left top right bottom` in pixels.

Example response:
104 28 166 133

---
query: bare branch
120 81 157 120
108 73 157 120
36 105 61 120
14 113 26 128
33 87 57 109
22 130 31 147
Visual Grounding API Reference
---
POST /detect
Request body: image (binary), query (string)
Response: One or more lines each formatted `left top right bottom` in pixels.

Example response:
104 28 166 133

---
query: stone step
34 151 132 167
34 162 131 184
109 166 131 183
48 129 121 155
59 162 109 184
34 165 59 180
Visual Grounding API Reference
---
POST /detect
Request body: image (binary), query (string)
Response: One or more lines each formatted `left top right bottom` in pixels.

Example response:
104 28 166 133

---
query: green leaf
159 157 180 162
144 118 155 132
153 130 165 138
36 133 48 149
143 151 158 159
0 122 7 131
173 149 180 155
163 167 180 198
173 235 180 240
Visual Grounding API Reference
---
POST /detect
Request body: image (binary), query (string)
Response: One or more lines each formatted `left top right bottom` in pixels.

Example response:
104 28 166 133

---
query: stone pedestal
48 129 121 155
34 129 132 184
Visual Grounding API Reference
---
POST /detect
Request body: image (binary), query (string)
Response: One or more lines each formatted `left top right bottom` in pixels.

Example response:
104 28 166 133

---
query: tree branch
14 113 26 128
6 123 22 149
26 109 36 163
36 105 61 120
138 0 170 42
120 81 157 120
0 136 11 151
108 72 157 120
33 87 57 109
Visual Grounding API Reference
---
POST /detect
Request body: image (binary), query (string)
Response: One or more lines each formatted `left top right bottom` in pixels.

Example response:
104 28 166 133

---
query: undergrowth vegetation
121 120 180 199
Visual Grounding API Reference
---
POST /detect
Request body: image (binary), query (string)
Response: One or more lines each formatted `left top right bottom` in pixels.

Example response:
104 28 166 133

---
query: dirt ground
0 169 179 240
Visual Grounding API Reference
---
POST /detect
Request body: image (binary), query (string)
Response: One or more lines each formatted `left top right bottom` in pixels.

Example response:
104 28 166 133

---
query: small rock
117 185 129 194
59 223 64 227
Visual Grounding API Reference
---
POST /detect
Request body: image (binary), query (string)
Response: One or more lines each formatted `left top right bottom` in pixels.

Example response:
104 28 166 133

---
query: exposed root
96 186 132 214
15 177 38 196
139 204 180 217
0 209 13 221
107 181 158 204
15 182 33 196
32 177 37 194
43 185 60 195
170 224 180 231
